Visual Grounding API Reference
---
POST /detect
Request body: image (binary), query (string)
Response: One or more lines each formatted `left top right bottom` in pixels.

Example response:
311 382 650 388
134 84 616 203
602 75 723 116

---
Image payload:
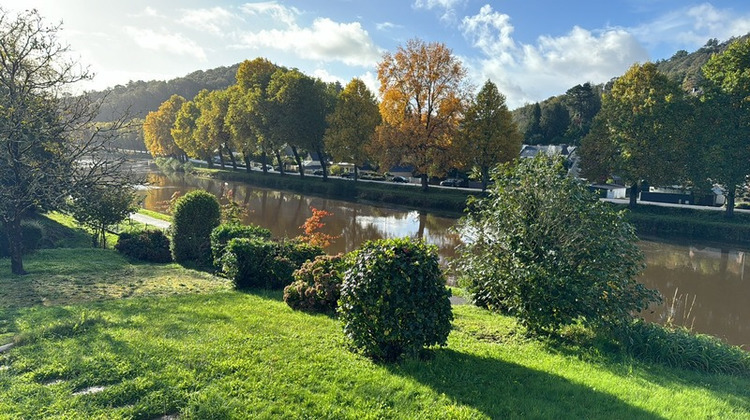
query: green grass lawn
1 249 749 419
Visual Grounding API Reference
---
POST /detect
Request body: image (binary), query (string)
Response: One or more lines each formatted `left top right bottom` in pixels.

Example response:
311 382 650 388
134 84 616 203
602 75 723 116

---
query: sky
5 0 750 109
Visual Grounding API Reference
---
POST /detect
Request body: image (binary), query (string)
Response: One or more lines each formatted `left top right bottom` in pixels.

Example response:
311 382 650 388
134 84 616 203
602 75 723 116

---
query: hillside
511 33 750 145
93 63 240 121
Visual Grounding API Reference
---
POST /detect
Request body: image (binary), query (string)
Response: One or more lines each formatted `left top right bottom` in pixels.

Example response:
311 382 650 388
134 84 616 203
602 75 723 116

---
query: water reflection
140 172 462 259
639 240 750 350
139 171 749 349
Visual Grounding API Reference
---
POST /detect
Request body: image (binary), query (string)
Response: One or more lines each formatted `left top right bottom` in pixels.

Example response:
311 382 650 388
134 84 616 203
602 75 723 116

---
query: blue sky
6 1 750 108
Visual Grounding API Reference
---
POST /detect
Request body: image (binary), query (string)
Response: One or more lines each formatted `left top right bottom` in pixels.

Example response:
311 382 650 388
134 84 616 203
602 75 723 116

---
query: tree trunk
226 145 237 170
354 166 359 182
421 174 429 192
261 152 269 174
291 146 304 178
725 187 736 219
218 150 226 169
629 182 638 209
274 150 285 175
244 155 251 173
5 219 26 275
317 148 329 181
481 165 490 192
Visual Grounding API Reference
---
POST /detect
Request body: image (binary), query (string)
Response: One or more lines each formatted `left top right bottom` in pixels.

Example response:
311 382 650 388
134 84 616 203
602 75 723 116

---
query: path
129 213 171 230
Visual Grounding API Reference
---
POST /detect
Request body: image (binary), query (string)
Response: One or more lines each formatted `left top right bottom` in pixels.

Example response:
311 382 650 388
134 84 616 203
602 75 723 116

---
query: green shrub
210 223 272 266
0 221 44 257
456 156 660 336
171 190 221 266
220 237 323 289
339 238 453 362
623 320 750 376
115 230 172 263
284 254 345 314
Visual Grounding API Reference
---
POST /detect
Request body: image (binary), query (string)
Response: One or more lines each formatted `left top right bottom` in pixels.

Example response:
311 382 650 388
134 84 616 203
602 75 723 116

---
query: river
139 169 750 350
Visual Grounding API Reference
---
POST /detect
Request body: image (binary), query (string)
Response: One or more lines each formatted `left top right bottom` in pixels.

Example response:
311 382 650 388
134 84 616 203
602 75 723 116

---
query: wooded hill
511 33 750 146
93 63 240 121
93 33 749 134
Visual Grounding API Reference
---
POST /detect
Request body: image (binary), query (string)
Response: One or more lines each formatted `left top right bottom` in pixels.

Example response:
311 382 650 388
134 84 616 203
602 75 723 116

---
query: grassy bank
1 248 749 419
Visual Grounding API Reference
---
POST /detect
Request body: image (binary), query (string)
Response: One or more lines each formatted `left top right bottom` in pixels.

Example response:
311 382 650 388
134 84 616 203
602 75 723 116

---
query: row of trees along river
139 167 750 351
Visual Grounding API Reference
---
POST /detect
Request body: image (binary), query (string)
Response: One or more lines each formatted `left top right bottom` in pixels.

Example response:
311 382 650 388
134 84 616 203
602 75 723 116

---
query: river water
140 170 750 350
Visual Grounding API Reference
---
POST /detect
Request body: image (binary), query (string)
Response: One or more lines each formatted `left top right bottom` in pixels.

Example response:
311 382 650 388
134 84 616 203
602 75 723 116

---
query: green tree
324 78 381 181
0 8 131 274
172 90 217 167
198 89 235 169
456 80 521 191
700 38 750 218
524 102 543 144
226 58 280 173
601 63 691 207
578 113 618 183
564 82 601 144
373 39 469 191
143 94 187 160
456 155 660 336
69 185 137 248
267 69 333 179
539 99 570 145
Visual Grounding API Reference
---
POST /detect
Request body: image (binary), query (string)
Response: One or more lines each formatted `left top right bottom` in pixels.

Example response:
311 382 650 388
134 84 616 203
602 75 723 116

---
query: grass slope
1 249 749 419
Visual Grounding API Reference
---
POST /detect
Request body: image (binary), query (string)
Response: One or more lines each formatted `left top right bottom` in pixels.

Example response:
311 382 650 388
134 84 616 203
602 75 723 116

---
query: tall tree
143 94 186 160
578 113 618 184
227 58 280 173
564 82 601 144
601 63 690 207
374 38 469 191
456 80 521 191
0 8 132 274
199 89 235 169
524 102 543 144
172 90 218 167
267 70 333 179
324 78 381 182
539 99 570 145
700 38 750 218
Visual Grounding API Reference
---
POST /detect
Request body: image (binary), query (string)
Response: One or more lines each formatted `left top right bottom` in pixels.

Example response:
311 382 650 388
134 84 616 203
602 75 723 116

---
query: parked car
392 176 409 183
440 178 467 187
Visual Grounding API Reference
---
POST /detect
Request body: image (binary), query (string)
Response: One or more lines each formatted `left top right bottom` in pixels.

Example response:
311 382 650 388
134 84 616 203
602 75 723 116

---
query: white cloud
125 27 207 61
461 5 649 107
413 0 465 22
376 22 401 31
178 7 237 35
240 1 300 27
632 3 750 51
237 18 382 67
413 0 463 10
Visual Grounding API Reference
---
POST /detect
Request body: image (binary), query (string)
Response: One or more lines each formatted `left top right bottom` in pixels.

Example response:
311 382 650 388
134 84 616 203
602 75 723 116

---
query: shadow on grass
391 348 662 419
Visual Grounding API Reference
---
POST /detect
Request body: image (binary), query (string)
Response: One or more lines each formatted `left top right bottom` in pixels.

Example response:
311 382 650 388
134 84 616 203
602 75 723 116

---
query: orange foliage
297 207 340 248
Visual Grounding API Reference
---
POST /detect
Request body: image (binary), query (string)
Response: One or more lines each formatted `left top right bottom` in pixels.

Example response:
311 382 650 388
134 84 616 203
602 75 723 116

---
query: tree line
579 38 750 218
143 39 522 192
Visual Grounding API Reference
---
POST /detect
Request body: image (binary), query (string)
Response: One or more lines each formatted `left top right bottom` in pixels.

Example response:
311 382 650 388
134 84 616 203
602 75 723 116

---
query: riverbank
1 247 749 419
194 166 750 246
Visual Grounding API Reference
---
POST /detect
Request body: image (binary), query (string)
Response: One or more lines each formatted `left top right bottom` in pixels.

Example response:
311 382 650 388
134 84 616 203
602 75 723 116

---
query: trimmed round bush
284 254 345 314
220 237 323 290
339 237 453 362
115 230 172 263
210 223 272 266
171 190 221 266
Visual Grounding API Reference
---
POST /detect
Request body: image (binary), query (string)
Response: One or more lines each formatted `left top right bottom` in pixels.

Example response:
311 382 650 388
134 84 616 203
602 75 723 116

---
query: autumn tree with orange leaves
373 39 470 191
